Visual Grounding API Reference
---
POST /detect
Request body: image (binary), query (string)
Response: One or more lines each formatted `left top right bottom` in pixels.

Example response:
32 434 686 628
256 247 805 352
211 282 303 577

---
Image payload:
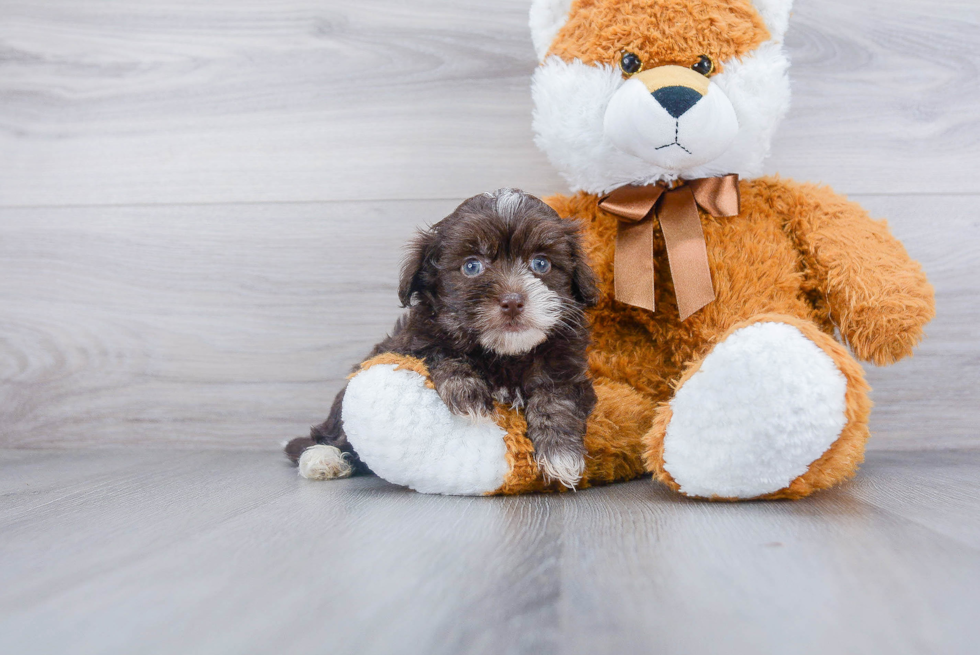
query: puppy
286 188 600 488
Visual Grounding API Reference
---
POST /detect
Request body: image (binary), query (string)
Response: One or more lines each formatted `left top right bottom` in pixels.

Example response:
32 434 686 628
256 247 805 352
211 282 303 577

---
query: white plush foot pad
663 322 849 499
343 365 511 495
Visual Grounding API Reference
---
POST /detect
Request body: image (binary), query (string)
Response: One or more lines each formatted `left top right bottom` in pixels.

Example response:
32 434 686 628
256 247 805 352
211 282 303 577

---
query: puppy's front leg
430 358 495 420
525 385 592 489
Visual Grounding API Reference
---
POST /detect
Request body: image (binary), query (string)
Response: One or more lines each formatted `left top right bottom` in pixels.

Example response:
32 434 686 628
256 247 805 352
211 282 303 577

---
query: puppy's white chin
477 266 561 355
481 327 549 355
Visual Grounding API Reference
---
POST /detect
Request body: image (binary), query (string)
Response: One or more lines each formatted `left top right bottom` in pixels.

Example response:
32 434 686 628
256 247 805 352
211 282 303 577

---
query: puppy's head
399 188 598 356
530 0 793 193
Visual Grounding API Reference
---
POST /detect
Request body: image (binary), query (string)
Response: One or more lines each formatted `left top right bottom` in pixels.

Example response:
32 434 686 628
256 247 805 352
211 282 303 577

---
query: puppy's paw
436 375 495 421
298 445 354 480
533 438 587 489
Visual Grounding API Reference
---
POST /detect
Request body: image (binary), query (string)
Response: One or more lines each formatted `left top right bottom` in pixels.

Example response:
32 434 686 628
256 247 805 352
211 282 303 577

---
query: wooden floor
2 1 980 653
1 448 978 655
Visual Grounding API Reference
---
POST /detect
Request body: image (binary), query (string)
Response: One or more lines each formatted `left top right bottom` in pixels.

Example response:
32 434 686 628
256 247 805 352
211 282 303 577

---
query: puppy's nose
652 86 702 119
499 293 525 319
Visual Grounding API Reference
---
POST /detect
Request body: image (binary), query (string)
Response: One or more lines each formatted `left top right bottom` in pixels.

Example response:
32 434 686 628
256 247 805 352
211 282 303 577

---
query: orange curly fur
776 181 936 365
548 0 770 74
492 377 655 494
538 177 933 499
354 353 435 388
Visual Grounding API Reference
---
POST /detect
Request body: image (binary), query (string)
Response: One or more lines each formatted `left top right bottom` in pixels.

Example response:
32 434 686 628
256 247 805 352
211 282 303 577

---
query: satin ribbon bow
598 174 741 320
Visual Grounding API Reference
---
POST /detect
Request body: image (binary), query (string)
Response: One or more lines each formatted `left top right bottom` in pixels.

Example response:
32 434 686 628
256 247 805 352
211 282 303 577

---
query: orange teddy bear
303 0 934 500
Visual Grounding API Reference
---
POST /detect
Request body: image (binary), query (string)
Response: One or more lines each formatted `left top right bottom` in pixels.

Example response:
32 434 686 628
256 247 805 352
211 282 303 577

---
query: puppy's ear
567 225 599 307
398 226 440 307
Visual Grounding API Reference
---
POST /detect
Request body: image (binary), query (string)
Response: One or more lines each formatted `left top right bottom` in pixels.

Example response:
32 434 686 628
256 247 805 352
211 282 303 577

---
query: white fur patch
662 322 849 499
751 0 794 41
482 327 548 356
531 42 790 193
479 269 561 355
487 187 526 221
684 42 791 181
298 445 353 480
342 365 511 496
603 78 739 172
536 449 585 490
529 0 574 61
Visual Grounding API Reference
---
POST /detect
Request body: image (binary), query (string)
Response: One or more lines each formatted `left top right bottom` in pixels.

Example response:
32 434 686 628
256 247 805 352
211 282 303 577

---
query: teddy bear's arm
777 180 935 366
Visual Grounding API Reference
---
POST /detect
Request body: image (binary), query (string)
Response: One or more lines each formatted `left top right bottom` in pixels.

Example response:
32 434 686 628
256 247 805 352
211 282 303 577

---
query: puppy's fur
286 188 600 488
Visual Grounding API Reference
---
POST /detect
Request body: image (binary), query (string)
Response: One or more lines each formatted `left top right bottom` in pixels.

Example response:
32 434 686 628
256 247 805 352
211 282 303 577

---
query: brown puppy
286 188 600 488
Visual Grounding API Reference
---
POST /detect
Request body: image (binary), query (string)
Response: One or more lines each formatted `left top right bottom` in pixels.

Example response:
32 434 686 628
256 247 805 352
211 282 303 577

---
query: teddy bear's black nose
652 86 703 119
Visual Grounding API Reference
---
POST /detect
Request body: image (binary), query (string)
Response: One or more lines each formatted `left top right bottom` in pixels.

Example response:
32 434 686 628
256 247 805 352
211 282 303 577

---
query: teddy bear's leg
341 355 512 495
341 354 655 495
644 315 872 500
493 377 657 494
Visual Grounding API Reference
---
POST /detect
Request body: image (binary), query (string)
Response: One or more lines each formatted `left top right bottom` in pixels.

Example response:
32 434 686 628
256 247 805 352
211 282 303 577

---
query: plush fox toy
305 0 935 500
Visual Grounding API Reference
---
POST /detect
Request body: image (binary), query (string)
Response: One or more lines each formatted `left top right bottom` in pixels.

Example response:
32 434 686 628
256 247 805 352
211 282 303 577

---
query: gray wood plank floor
1 448 978 655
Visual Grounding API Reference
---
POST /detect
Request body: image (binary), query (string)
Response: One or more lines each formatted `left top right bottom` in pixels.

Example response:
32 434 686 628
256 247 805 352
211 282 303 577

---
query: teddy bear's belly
587 209 834 403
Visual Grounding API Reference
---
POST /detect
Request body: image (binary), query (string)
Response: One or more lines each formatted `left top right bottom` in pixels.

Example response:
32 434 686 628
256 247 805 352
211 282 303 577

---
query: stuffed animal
324 0 934 499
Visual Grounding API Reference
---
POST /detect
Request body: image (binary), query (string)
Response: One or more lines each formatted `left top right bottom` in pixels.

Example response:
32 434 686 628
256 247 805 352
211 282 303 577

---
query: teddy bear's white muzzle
603 76 739 172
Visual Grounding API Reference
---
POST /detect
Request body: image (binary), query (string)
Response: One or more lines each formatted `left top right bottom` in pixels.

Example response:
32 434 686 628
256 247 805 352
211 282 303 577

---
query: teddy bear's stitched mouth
654 121 693 155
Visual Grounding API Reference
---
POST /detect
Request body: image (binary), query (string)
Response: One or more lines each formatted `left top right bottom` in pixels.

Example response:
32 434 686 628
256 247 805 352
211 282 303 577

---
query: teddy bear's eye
620 51 643 76
461 258 484 277
692 55 714 76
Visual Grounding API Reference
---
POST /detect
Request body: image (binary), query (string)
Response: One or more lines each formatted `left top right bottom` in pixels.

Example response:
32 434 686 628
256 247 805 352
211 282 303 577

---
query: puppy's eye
461 258 484 277
530 256 551 275
692 55 714 76
620 51 642 76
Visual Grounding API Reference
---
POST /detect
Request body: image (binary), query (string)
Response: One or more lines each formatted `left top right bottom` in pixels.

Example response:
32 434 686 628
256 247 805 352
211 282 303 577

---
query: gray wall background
1 0 977 450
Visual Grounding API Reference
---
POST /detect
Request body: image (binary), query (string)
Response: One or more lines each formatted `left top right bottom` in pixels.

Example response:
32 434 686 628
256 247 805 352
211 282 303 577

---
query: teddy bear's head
530 0 793 194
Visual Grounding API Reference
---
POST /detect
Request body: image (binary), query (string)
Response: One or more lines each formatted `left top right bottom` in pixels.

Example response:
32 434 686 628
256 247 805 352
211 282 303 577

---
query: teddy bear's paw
298 445 354 481
662 322 850 499
342 364 511 495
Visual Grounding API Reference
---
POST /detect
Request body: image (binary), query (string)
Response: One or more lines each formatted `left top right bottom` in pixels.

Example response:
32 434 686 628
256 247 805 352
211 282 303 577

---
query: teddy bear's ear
751 0 794 42
529 0 574 62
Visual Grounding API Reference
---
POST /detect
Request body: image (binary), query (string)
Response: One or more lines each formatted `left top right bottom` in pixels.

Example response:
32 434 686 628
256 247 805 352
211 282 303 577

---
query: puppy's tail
284 437 316 464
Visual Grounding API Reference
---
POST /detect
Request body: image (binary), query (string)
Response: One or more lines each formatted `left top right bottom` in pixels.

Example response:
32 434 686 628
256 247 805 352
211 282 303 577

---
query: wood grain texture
1 0 978 207
0 448 978 655
0 194 976 450
0 199 454 448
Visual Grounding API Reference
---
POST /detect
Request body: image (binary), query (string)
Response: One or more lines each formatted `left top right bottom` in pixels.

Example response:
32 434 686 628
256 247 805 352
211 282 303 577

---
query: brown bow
598 175 741 320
